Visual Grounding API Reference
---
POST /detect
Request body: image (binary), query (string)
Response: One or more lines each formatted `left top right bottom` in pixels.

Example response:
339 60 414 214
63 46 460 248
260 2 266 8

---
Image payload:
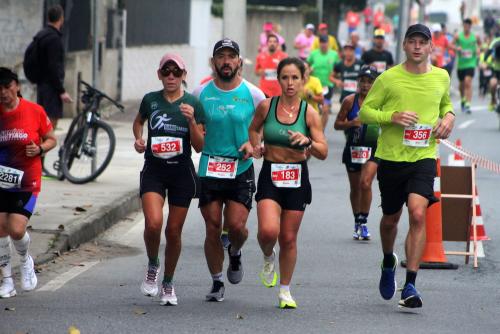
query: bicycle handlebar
79 80 125 112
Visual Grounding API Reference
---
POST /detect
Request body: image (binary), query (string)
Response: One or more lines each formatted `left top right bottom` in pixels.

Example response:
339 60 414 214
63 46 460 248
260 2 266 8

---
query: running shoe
259 249 277 288
278 289 297 309
464 102 471 114
353 223 361 240
488 104 495 112
220 231 230 250
206 280 225 302
227 245 244 284
159 284 178 306
398 283 423 308
20 255 37 291
0 277 16 298
379 253 398 300
360 224 371 240
140 263 160 296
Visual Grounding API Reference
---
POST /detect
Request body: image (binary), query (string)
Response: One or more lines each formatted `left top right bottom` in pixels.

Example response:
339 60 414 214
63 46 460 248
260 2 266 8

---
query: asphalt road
2 84 499 334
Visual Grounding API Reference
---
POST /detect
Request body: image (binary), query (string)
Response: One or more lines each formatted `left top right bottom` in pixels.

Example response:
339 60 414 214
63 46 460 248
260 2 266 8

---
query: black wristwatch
38 145 45 156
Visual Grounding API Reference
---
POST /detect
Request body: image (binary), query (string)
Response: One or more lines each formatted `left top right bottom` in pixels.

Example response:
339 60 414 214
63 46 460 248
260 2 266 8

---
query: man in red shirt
255 34 288 97
431 24 450 70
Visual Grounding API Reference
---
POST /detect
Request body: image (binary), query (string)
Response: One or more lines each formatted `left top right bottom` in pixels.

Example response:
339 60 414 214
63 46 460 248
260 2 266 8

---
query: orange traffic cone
401 150 458 269
448 138 465 166
468 187 490 242
454 139 464 161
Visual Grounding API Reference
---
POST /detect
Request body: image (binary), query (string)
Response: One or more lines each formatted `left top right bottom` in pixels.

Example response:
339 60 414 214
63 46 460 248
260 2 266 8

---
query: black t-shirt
361 49 394 73
334 59 364 102
139 91 204 163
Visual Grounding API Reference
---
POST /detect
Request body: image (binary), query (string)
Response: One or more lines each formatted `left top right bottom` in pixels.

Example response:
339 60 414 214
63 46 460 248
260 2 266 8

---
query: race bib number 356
151 136 183 159
271 163 301 188
403 124 432 147
0 165 24 189
206 156 238 179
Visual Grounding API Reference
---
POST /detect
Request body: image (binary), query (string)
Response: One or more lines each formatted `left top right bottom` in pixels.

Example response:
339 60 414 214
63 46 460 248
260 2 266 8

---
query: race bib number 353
0 165 24 189
151 136 183 159
206 156 238 179
403 124 432 147
271 163 301 188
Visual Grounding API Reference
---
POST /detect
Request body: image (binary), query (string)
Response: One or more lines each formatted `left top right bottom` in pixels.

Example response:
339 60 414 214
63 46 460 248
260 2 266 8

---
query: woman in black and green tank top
246 57 328 309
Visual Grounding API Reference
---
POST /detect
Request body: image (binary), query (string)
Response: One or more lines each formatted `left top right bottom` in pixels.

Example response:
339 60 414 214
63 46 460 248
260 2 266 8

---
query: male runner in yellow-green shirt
360 24 455 309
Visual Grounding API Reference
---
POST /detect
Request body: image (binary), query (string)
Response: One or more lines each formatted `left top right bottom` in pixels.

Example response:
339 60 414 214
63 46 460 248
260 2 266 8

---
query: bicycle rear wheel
61 120 116 184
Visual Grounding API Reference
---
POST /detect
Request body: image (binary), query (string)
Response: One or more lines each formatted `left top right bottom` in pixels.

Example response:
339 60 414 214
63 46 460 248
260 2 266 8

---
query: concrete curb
35 189 141 265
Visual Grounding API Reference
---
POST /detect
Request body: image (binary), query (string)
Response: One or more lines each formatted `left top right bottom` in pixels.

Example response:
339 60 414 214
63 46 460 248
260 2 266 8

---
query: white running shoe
160 284 178 306
278 288 297 309
259 249 277 288
0 277 17 298
20 255 37 291
140 264 160 296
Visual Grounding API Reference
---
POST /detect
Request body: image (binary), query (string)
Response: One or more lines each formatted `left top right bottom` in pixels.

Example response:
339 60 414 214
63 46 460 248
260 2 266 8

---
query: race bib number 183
271 163 301 188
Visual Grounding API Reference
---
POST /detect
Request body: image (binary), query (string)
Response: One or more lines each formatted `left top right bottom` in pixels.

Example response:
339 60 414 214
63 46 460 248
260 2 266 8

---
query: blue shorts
0 189 38 219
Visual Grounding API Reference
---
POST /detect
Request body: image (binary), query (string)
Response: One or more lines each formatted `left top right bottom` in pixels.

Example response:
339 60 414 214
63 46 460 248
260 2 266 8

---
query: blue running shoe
379 253 398 300
353 223 360 240
398 283 423 308
360 224 370 240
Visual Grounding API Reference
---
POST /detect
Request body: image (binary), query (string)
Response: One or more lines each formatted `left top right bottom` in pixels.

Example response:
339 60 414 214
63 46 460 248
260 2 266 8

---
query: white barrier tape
441 139 500 174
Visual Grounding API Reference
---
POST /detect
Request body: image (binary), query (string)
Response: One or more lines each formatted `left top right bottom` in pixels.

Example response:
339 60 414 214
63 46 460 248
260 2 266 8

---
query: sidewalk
27 101 144 266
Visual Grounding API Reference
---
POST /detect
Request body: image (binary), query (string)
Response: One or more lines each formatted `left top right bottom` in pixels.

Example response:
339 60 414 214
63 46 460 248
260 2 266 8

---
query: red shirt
0 98 52 193
432 34 449 67
255 50 288 97
346 11 360 28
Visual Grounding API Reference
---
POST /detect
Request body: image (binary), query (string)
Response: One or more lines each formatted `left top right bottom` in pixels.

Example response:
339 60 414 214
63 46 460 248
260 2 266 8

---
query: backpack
23 29 51 84
23 36 42 84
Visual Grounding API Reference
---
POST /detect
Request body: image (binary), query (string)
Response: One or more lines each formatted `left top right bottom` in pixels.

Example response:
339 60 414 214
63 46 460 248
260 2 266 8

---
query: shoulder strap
267 96 279 122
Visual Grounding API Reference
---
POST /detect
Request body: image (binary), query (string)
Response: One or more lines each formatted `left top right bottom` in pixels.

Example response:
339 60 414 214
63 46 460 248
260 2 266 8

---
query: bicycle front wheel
61 120 116 184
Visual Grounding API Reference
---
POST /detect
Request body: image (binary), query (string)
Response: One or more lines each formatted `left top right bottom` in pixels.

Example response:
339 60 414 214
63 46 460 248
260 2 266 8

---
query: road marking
38 261 100 292
458 119 476 129
470 106 488 112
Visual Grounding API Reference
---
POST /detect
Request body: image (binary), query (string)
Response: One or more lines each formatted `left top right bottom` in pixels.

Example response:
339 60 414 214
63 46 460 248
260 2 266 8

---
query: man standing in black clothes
362 29 394 74
36 4 72 130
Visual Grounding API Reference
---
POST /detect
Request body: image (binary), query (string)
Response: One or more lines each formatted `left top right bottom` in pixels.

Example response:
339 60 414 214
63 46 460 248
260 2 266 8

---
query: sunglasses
160 67 184 78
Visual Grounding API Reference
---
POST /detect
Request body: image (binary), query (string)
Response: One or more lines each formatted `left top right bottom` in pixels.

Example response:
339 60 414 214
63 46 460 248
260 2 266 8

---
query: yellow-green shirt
302 75 323 113
359 64 453 162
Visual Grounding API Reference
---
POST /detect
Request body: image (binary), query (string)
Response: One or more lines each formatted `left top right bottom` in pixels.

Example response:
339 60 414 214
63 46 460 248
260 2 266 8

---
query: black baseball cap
404 23 431 40
0 67 19 85
358 65 378 80
319 34 329 43
213 38 240 56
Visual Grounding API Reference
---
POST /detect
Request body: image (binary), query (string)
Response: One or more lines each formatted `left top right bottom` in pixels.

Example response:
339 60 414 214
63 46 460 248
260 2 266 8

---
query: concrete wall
0 0 43 67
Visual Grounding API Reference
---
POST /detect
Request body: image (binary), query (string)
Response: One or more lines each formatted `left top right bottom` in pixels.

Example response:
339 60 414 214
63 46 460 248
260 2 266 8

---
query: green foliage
385 2 399 18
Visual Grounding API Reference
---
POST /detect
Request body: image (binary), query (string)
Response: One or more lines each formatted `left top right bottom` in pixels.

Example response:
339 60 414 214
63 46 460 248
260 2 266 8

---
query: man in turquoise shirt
193 39 265 302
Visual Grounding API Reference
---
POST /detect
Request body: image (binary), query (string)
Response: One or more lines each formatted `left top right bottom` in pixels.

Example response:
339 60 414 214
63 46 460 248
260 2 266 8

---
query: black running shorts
457 68 475 81
342 144 379 173
377 158 438 215
139 158 199 208
0 189 38 219
199 165 256 211
255 160 311 211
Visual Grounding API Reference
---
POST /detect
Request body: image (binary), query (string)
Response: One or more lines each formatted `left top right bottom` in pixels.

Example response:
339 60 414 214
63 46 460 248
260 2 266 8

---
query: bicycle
42 80 124 184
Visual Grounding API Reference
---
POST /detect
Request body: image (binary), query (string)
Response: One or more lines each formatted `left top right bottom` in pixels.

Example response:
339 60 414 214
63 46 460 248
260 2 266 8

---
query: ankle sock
212 272 223 282
383 253 395 268
405 270 417 287
12 233 30 262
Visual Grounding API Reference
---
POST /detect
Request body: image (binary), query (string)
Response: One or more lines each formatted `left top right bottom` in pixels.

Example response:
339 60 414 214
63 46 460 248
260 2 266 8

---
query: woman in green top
248 57 328 309
132 54 204 306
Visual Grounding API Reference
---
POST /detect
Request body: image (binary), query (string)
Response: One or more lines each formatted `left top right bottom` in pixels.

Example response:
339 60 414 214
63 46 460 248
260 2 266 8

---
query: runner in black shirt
362 29 394 73
331 43 364 102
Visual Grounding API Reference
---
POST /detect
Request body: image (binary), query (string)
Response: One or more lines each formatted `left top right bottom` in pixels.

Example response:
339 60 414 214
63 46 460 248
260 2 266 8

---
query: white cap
305 23 315 30
432 23 442 33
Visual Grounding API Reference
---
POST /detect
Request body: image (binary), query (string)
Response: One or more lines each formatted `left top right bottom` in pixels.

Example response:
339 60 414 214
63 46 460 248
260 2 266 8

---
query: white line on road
458 119 476 129
38 261 100 292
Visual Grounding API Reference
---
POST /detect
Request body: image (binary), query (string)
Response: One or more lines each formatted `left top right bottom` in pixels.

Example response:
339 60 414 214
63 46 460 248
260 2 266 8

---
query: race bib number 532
271 163 301 188
403 124 432 147
151 136 183 159
0 165 24 189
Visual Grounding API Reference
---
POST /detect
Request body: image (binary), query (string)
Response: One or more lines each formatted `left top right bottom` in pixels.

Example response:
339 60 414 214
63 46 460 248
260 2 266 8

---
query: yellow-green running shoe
259 250 277 288
278 289 297 309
